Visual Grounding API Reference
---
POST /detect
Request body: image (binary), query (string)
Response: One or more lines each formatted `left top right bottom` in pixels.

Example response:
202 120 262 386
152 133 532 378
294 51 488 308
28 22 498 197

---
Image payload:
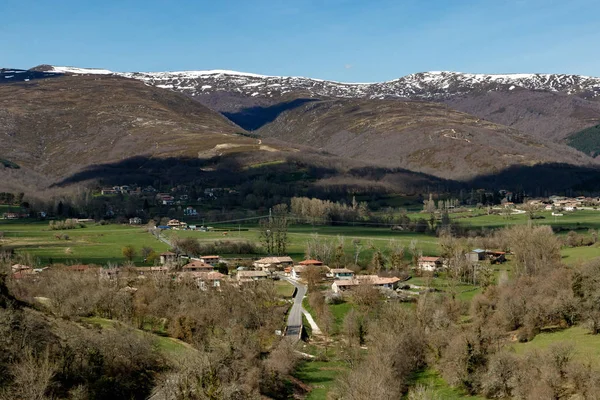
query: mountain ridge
6 65 600 101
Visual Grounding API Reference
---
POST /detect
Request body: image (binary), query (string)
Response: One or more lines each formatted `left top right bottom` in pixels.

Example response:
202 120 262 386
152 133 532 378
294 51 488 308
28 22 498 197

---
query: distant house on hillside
237 270 270 282
418 256 442 272
199 255 220 266
329 268 355 280
466 249 486 263
160 252 177 265
299 259 324 267
134 266 170 275
167 219 187 229
182 261 214 272
332 275 401 294
3 212 20 220
129 217 142 225
253 256 294 271
177 271 226 289
184 206 198 216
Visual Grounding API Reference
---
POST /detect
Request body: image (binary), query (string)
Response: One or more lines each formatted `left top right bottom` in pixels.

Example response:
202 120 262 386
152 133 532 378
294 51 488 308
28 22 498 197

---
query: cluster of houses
526 196 600 212
154 219 209 231
248 256 403 293
2 212 24 220
416 248 507 273
101 185 158 195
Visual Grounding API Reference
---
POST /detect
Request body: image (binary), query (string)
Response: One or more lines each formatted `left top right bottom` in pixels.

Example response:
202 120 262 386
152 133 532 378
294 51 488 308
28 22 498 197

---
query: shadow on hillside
50 153 451 195
52 155 600 196
223 98 318 130
467 163 600 194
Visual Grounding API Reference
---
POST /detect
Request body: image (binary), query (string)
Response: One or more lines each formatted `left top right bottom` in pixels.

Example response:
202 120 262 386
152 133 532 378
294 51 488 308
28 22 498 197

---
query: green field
0 221 169 265
294 360 347 400
561 245 600 265
512 326 600 367
274 280 296 298
454 210 600 230
408 369 485 399
168 224 440 262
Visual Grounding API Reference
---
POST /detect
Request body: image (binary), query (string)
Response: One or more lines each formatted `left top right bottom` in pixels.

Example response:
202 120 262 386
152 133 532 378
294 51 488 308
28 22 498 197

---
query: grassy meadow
511 326 600 367
0 220 168 265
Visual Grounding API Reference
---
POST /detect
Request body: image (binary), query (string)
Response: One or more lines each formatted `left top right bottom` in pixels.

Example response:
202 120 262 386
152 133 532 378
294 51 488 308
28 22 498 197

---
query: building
253 256 294 271
167 219 187 229
157 194 175 205
332 275 401 294
329 268 355 280
418 256 443 272
199 255 220 266
178 271 226 289
466 249 486 263
101 188 118 195
237 270 270 282
159 252 177 265
182 261 214 272
129 217 143 225
134 266 170 275
11 264 35 279
184 206 198 216
299 259 324 266
418 256 442 271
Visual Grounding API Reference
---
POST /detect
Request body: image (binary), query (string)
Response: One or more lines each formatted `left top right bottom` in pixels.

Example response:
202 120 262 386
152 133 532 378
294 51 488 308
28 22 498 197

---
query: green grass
1 221 169 266
407 369 485 399
511 326 600 367
294 360 347 400
561 244 600 265
329 302 354 335
274 280 296 298
168 224 439 263
454 210 600 230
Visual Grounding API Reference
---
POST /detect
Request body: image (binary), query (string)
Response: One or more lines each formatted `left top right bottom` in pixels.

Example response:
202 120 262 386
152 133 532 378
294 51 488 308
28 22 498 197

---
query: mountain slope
443 90 600 142
32 66 600 100
0 75 288 189
256 99 595 180
8 66 600 140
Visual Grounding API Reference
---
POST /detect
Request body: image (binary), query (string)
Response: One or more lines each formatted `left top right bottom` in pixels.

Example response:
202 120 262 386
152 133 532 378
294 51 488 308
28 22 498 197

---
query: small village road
283 278 307 339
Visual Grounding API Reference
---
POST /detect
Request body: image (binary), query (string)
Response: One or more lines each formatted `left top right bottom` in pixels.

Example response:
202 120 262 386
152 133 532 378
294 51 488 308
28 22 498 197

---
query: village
8 243 506 301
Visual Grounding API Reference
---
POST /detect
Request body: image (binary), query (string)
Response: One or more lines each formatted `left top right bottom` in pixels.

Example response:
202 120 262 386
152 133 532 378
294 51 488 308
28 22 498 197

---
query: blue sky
2 0 599 82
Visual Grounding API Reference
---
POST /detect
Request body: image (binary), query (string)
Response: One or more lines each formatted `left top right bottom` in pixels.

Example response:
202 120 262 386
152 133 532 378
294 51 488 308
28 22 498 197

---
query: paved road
284 278 307 339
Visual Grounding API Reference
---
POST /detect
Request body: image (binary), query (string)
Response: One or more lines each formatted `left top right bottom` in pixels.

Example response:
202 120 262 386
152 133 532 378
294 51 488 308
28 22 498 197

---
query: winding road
284 278 307 339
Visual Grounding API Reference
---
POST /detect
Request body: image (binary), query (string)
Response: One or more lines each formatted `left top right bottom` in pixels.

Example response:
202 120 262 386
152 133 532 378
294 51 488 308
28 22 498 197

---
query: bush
49 219 85 230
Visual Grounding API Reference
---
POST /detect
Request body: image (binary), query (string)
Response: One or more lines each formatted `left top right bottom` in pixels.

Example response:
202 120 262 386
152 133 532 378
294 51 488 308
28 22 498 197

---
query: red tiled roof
418 256 440 262
182 261 214 270
299 259 323 265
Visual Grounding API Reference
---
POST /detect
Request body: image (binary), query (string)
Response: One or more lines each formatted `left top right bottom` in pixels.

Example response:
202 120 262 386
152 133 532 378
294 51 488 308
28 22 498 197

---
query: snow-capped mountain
37 66 600 100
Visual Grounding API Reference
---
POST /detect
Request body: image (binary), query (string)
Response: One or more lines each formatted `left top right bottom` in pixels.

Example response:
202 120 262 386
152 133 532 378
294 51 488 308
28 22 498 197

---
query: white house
329 268 355 280
417 256 443 271
199 255 220 266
